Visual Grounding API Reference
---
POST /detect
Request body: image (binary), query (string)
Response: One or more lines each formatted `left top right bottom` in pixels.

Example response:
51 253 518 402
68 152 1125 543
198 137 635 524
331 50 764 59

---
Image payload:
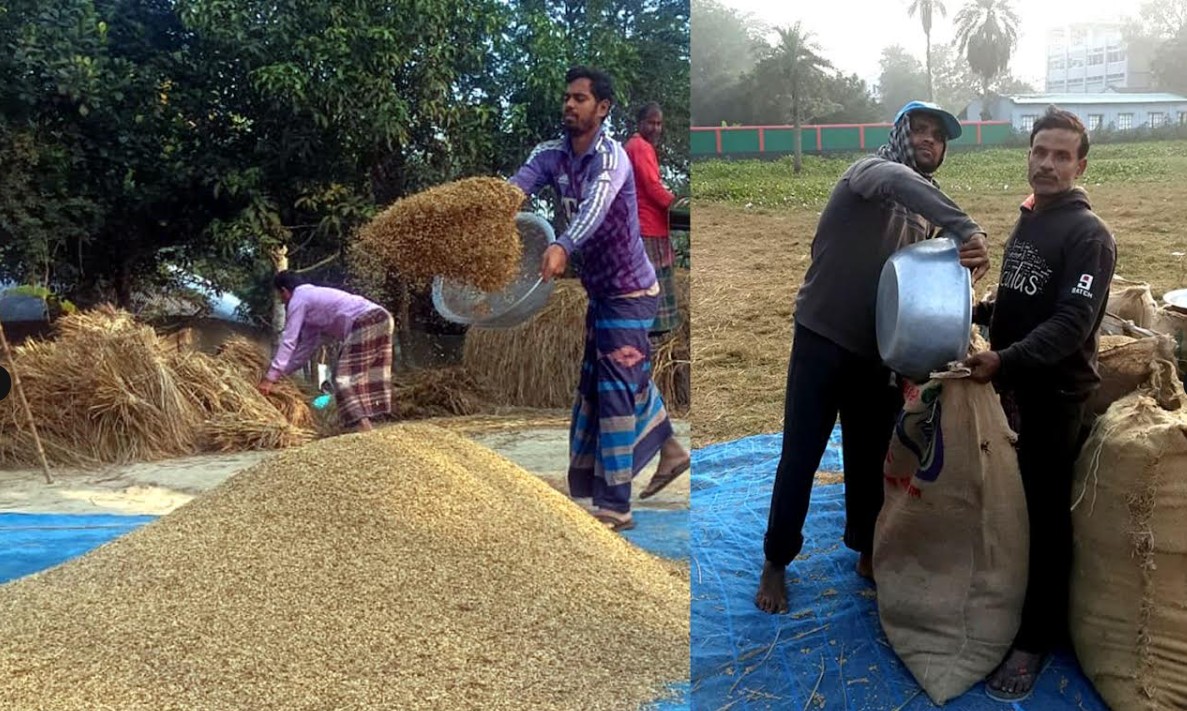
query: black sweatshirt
973 187 1116 399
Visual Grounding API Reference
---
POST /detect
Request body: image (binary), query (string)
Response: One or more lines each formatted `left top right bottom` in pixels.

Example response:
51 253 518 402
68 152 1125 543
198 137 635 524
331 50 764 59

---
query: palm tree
758 23 832 174
908 0 948 102
955 0 1020 120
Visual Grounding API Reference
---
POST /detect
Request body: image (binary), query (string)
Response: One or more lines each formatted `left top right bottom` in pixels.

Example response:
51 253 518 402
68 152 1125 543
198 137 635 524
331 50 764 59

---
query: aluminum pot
876 236 972 382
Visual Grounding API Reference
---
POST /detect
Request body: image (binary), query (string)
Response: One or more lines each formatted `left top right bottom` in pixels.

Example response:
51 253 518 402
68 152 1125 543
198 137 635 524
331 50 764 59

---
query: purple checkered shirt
510 130 657 298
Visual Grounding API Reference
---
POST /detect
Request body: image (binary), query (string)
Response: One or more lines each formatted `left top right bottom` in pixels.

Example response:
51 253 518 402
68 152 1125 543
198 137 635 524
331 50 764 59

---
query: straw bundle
357 177 525 291
0 424 689 710
463 272 691 416
391 366 490 420
0 308 315 468
214 336 316 431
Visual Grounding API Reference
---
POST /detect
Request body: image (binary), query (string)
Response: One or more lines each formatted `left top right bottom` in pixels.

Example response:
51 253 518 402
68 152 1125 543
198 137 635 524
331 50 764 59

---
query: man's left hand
257 380 274 396
540 244 568 282
960 233 991 282
961 351 1001 384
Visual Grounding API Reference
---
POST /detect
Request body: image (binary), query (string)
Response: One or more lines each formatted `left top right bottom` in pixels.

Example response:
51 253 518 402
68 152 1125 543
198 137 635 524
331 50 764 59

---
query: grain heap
0 424 690 711
0 308 313 467
357 177 525 292
463 272 691 415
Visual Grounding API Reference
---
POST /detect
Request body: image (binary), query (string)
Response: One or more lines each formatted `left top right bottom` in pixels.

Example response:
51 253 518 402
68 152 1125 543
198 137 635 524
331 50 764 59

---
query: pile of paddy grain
0 308 314 468
463 272 691 416
0 424 690 711
357 177 525 292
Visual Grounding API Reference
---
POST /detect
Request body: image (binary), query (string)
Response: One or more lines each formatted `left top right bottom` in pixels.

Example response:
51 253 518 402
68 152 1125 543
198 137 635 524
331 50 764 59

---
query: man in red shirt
625 102 680 336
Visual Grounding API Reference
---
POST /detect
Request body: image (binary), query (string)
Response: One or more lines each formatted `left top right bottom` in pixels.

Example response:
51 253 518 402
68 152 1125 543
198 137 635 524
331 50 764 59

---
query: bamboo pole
0 321 52 484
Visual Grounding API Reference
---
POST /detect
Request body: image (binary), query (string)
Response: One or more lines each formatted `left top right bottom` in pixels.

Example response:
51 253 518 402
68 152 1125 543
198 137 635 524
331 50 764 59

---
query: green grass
692 140 1187 210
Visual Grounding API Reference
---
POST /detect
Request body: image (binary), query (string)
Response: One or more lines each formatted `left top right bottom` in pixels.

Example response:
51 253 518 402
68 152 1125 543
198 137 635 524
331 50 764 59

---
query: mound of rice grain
357 177 525 292
0 424 689 710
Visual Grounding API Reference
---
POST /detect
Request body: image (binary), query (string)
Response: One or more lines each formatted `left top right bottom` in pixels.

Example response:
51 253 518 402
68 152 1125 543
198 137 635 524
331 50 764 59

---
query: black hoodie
973 187 1117 399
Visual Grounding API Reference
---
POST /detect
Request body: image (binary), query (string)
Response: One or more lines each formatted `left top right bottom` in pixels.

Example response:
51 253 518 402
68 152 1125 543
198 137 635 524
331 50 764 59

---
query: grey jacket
794 155 984 361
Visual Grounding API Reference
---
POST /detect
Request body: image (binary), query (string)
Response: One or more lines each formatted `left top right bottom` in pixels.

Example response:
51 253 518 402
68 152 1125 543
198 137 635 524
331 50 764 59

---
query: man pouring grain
508 66 690 532
755 100 991 615
961 107 1116 702
258 272 394 433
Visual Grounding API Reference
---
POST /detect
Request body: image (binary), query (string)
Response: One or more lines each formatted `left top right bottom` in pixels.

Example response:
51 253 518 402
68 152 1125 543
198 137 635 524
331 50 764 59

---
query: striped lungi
643 236 679 334
568 292 675 514
333 308 394 427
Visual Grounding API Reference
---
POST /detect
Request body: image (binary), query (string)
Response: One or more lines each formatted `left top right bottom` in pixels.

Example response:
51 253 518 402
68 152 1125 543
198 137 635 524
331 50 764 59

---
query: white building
1045 22 1153 93
965 92 1187 132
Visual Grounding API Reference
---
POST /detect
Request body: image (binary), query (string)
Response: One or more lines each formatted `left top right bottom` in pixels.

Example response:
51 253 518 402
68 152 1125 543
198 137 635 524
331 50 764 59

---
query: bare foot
986 648 1045 702
856 552 873 580
755 561 788 614
356 418 373 432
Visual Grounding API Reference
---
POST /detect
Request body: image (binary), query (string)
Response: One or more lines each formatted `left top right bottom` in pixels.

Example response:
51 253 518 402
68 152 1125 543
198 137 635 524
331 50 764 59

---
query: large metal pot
876 236 972 382
432 212 557 329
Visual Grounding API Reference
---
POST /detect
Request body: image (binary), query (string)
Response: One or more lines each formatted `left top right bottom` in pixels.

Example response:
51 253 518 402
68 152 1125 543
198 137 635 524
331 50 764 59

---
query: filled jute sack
1107 281 1158 329
1152 307 1187 380
1070 360 1187 711
1088 334 1177 418
873 361 1029 704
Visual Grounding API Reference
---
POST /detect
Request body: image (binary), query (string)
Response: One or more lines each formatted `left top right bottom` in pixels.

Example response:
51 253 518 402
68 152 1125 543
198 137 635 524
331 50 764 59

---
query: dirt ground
0 415 690 516
692 183 1187 446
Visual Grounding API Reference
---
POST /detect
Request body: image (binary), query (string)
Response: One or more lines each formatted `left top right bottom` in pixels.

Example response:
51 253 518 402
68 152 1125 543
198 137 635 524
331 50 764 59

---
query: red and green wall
691 121 1015 158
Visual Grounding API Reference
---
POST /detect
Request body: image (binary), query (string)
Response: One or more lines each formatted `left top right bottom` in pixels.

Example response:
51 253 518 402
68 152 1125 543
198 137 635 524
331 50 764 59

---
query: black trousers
763 323 903 567
1008 390 1088 654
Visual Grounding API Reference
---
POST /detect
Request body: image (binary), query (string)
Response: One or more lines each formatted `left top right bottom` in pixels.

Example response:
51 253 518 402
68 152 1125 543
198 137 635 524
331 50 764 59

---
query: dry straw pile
357 177 525 292
463 272 691 416
0 308 314 467
0 424 689 711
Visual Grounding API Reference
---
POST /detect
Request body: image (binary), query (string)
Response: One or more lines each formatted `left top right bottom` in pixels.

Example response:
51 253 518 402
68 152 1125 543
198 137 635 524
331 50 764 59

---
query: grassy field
690 140 1187 446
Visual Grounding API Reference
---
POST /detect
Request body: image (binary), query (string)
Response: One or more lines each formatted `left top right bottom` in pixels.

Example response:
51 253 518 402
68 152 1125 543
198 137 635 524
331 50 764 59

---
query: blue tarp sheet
690 426 1109 711
0 506 690 710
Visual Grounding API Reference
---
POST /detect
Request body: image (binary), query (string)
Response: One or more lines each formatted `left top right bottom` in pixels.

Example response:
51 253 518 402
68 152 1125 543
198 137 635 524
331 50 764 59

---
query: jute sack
1071 359 1187 711
1107 282 1158 329
1152 307 1187 381
1088 335 1176 418
873 367 1029 705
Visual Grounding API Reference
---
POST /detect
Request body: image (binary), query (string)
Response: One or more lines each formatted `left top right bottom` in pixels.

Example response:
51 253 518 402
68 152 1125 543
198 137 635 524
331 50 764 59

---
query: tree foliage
0 0 689 319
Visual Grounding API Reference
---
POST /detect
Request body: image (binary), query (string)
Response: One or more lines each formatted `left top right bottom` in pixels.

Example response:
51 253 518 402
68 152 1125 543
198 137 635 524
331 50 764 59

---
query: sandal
592 511 636 532
985 650 1048 703
639 457 691 499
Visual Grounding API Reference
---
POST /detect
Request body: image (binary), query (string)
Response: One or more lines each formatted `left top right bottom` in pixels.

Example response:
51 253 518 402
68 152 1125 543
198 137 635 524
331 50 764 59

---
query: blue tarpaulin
0 505 690 710
690 426 1109 711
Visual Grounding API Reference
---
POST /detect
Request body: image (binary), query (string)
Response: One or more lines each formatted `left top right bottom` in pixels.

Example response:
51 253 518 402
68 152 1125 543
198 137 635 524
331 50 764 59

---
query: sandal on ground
985 651 1049 703
591 510 636 532
639 457 691 499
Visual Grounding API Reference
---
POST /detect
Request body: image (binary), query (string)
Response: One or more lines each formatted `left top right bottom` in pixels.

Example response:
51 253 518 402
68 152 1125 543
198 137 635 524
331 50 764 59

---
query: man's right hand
959 233 990 282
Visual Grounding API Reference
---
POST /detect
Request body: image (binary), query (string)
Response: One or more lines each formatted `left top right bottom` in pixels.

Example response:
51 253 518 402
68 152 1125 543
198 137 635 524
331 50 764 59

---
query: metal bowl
876 236 972 382
1163 288 1187 313
432 212 557 329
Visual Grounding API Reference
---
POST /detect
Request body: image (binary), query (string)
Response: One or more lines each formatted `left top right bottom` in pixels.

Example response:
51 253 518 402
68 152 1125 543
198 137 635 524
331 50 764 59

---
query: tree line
0 0 690 321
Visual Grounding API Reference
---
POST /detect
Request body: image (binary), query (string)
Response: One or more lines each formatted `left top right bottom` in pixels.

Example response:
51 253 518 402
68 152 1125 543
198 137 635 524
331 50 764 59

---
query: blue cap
895 100 962 139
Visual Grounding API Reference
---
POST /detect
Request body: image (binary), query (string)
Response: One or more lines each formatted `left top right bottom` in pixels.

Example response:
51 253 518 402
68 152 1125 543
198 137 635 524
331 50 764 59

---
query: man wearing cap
755 101 991 614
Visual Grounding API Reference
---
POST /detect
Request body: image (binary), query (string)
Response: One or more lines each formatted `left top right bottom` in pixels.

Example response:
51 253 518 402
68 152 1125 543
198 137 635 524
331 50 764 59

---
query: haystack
0 308 314 468
463 272 691 416
0 424 689 711
356 177 525 292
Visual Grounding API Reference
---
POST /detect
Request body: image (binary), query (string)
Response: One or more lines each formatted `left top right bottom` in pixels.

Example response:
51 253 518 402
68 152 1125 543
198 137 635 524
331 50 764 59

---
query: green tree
931 40 1032 117
877 45 929 119
1124 0 1187 93
752 23 832 173
815 72 882 124
955 0 1020 120
908 0 948 102
690 0 765 126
